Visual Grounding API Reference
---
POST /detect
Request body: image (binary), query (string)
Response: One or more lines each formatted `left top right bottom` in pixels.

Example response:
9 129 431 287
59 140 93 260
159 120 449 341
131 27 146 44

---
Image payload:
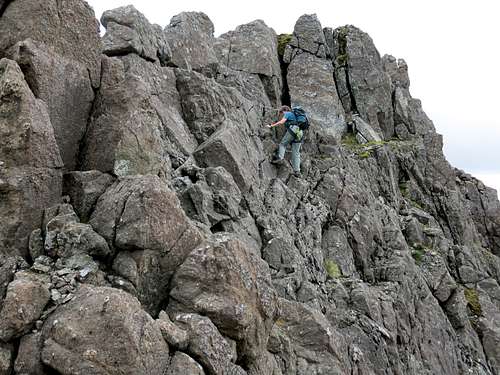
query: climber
268 105 305 177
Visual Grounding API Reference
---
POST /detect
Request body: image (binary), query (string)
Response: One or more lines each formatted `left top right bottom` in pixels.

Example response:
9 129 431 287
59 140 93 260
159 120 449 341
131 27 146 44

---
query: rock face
41 286 169 375
0 58 63 258
169 235 278 367
216 20 282 107
1 5 500 375
331 26 394 139
165 12 218 74
101 5 171 65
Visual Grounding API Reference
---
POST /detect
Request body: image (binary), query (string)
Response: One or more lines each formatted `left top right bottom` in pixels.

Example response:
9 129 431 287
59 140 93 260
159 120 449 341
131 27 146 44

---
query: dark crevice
0 0 13 18
104 50 157 64
344 67 358 114
278 58 291 107
76 66 102 172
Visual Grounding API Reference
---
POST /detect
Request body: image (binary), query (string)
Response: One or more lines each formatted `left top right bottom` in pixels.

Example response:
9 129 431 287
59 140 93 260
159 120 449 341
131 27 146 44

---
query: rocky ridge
1 2 500 374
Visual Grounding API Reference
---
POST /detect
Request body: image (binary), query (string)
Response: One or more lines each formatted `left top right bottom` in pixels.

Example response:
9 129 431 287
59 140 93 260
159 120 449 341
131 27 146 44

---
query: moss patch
464 288 482 316
399 181 409 198
341 132 358 148
277 34 293 57
359 151 371 159
411 243 430 264
325 259 341 278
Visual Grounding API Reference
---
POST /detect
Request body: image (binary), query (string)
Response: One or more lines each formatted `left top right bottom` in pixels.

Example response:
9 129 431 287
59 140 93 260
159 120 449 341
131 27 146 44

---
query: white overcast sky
87 0 500 194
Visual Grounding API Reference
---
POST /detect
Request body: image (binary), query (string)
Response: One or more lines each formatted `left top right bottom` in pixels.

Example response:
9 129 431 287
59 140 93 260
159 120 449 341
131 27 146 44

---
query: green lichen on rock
325 259 341 278
277 33 292 57
334 26 349 66
464 288 482 316
359 151 371 159
411 243 429 264
341 132 358 148
399 181 409 198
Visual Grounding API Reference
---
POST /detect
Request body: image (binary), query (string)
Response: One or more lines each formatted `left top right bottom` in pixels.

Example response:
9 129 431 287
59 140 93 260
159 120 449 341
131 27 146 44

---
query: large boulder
101 5 171 65
81 54 197 176
167 352 205 375
0 0 101 87
284 14 329 61
168 234 278 367
172 313 244 375
40 286 169 375
164 12 218 74
43 204 111 260
216 20 282 107
91 175 203 314
0 271 50 342
0 58 63 257
287 52 346 144
8 39 94 170
269 299 347 374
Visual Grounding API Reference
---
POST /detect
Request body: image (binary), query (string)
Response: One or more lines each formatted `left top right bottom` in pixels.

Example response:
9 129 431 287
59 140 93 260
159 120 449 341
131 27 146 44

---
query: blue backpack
292 106 310 130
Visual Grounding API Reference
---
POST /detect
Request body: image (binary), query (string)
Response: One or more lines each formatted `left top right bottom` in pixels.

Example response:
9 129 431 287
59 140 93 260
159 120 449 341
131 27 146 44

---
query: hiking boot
270 158 284 165
293 171 301 178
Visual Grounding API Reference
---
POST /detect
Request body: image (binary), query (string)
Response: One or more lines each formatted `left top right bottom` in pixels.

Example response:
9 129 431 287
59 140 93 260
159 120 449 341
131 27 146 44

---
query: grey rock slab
169 234 278 366
353 115 382 143
165 12 218 75
287 52 346 144
81 54 197 176
157 311 189 350
101 5 171 65
172 313 240 375
167 352 205 375
14 332 45 375
0 59 63 257
382 54 410 89
93 175 203 314
8 39 94 170
216 19 282 106
41 286 169 375
0 0 101 87
333 26 393 139
288 14 329 59
0 271 50 341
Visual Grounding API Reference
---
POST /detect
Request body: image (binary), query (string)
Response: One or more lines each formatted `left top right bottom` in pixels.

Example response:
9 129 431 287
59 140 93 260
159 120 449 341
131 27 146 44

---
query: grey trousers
277 131 301 172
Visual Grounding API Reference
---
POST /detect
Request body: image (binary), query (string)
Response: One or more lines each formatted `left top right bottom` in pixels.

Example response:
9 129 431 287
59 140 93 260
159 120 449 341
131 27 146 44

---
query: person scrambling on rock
268 105 309 177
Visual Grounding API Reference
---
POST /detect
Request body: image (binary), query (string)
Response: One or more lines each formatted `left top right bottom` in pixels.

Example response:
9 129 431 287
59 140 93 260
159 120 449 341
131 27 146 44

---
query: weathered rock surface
63 170 115 222
0 342 13 375
0 58 62 257
172 313 243 375
0 271 50 342
40 286 169 375
101 5 171 65
165 12 218 74
216 20 282 107
287 52 346 144
8 39 94 170
167 352 205 375
0 7 499 375
92 175 203 314
0 0 101 87
285 14 329 61
169 234 278 368
82 54 197 176
331 26 394 139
